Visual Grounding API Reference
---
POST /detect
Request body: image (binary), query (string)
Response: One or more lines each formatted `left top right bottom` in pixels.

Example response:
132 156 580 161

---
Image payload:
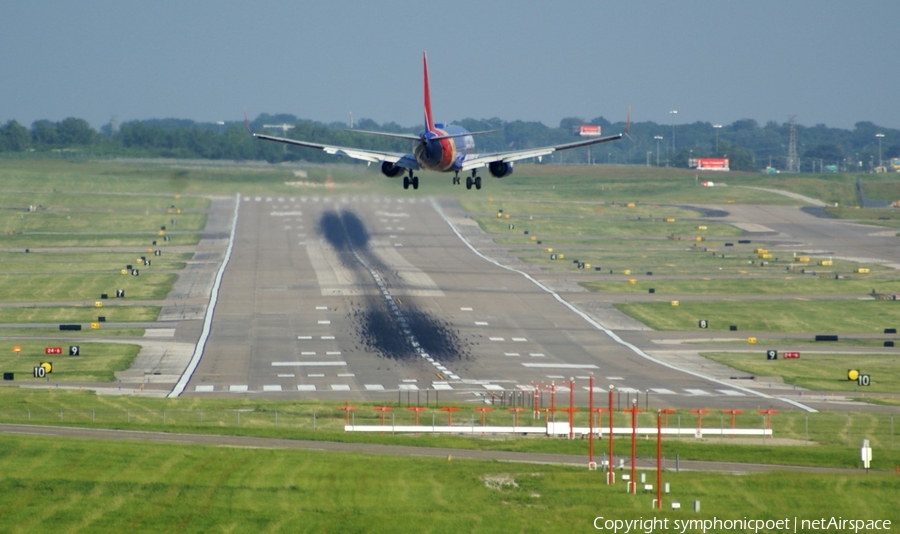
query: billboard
578 125 602 137
690 158 730 171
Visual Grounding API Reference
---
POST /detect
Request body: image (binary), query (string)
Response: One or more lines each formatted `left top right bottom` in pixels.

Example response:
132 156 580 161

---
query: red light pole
374 406 392 433
407 406 426 435
508 407 525 431
550 382 557 422
441 406 459 430
608 385 615 485
659 408 676 429
588 373 595 468
724 409 743 437
624 400 642 493
473 407 492 434
656 411 662 509
759 409 778 438
339 402 356 427
568 377 575 440
691 408 709 437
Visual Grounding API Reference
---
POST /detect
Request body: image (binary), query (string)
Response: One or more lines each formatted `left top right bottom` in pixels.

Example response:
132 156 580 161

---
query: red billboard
690 158 730 171
783 351 800 359
578 125 602 137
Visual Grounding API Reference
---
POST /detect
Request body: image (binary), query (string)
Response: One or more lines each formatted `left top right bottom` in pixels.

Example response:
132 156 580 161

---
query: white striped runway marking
301 352 316 356
271 361 347 367
308 374 325 378
277 374 295 378
364 384 385 391
432 383 453 390
263 385 282 392
316 306 328 310
717 389 746 396
522 363 599 369
325 351 342 355
229 385 248 392
529 353 545 357
504 352 520 357
195 385 214 392
617 387 640 394
650 388 677 395
331 385 351 391
401 379 418 383
475 321 489 326
607 377 624 380
399 384 419 391
512 337 527 342
321 336 335 340
297 385 316 391
297 336 312 340
461 307 473 311
483 384 504 391
684 389 712 396
489 337 505 341
337 373 355 377
318 320 331 325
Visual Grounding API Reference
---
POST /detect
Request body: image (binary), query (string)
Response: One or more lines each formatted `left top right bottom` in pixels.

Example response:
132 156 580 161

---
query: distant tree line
1 113 898 173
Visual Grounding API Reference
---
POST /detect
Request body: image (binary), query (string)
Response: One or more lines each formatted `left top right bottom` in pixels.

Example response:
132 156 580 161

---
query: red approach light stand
724 409 743 437
608 385 615 485
656 412 662 509
624 400 643 494
407 406 426 435
588 374 594 469
339 402 357 427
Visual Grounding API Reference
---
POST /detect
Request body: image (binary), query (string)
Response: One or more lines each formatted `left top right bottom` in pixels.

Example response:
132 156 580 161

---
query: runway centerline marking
522 363 599 369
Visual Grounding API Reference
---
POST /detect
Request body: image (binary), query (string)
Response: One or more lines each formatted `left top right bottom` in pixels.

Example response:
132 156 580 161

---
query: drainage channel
337 210 462 381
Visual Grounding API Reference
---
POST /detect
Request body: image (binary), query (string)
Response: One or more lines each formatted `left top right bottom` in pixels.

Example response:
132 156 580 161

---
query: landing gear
404 172 419 190
452 171 460 185
465 170 482 190
474 176 482 190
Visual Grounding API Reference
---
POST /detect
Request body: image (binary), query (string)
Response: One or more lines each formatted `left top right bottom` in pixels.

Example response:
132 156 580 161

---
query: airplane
247 52 625 190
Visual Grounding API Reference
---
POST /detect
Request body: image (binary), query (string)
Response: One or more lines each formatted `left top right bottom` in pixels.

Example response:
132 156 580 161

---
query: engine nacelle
488 161 514 178
381 161 404 178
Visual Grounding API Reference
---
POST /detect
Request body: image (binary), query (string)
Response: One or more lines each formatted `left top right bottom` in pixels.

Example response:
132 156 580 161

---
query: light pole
876 133 885 169
654 136 663 167
669 110 678 152
713 124 722 153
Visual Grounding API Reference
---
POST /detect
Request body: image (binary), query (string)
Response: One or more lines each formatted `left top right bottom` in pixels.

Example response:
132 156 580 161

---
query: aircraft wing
252 132 420 169
458 132 623 172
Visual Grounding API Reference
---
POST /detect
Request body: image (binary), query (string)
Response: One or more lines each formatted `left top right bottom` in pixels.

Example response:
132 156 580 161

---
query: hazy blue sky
3 1 898 131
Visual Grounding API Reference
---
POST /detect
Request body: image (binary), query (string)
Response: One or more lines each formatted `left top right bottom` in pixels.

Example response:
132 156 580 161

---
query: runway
180 194 820 411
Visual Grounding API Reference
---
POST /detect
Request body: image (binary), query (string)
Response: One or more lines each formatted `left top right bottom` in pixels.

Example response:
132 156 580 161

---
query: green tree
0 120 30 151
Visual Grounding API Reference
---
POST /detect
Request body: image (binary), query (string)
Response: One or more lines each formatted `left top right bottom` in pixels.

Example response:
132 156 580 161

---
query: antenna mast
786 116 799 173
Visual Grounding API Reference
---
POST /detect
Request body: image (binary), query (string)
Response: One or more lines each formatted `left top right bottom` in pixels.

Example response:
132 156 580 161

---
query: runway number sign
45 347 62 355
698 320 708 329
857 374 871 386
783 351 800 359
33 362 52 378
766 350 778 360
69 346 80 357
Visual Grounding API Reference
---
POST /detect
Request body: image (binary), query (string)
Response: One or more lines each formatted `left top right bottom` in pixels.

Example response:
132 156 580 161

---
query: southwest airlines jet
249 52 624 190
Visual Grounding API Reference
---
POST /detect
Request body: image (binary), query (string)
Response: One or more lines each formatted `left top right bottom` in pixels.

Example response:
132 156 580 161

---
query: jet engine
381 161 404 177
488 161 514 178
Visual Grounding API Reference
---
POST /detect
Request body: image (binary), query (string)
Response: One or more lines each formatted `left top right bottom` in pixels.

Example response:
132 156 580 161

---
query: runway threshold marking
650 388 677 395
684 389 712 396
521 363 599 369
297 385 316 391
194 385 214 392
272 361 347 367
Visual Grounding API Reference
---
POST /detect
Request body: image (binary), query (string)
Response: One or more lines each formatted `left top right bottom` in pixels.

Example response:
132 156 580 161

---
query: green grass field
0 252 191 274
701 351 900 393
0 273 177 302
585 276 900 296
0 306 160 323
0 433 896 533
0 342 140 382
615 300 900 333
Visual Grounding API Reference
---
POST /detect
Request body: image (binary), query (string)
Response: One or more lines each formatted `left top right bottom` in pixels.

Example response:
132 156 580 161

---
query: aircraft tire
475 176 482 190
466 176 473 189
403 176 410 189
412 176 419 189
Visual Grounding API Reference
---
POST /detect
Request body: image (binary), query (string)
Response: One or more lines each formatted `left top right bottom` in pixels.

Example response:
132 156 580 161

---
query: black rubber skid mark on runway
318 209 471 366
405 309 469 363
317 211 370 251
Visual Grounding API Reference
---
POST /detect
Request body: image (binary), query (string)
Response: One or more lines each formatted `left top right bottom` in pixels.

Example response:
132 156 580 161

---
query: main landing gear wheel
465 176 473 190
474 176 482 190
403 176 410 189
412 176 419 190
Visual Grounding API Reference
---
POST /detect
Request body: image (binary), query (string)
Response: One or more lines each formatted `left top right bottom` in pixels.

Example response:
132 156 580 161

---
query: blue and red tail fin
423 51 435 133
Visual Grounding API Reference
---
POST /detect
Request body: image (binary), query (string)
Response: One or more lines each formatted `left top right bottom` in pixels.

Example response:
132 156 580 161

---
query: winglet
626 105 631 135
423 51 435 133
243 108 254 135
